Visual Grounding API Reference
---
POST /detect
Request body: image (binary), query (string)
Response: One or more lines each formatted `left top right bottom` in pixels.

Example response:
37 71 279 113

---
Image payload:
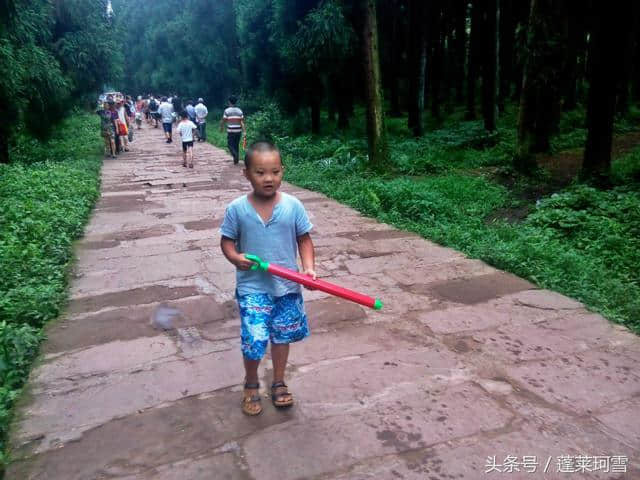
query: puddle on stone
150 303 182 330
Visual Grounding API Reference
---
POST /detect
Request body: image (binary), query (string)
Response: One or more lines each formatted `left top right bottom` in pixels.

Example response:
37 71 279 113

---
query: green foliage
282 0 354 73
612 145 640 184
271 115 640 334
246 102 291 142
1 0 120 160
0 113 102 466
114 0 239 107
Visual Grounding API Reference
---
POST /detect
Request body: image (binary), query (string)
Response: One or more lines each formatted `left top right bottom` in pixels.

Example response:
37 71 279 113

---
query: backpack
150 99 158 110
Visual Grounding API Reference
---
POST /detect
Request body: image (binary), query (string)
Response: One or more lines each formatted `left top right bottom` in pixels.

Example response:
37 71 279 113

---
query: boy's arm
220 115 226 132
297 233 316 279
220 236 254 270
241 118 246 134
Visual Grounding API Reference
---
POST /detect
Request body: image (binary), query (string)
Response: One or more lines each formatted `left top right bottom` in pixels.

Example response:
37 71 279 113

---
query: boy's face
244 151 284 199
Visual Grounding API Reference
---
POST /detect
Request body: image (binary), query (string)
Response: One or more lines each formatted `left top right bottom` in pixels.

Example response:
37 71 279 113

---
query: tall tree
407 0 424 136
427 0 443 120
515 0 566 171
498 0 515 111
466 0 482 119
582 2 635 183
561 0 585 111
615 2 640 116
1 0 119 163
481 0 499 132
452 0 467 103
362 0 389 169
282 0 355 133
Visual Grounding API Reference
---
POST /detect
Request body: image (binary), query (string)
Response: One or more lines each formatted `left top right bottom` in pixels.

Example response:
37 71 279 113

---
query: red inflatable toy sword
245 254 383 310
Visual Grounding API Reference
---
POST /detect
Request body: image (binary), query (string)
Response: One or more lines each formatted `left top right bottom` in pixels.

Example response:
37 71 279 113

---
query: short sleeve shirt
220 193 313 296
159 102 174 123
177 120 197 142
223 106 244 133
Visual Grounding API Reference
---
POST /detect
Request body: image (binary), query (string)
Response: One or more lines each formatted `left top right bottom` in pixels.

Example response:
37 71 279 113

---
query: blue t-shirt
220 193 313 296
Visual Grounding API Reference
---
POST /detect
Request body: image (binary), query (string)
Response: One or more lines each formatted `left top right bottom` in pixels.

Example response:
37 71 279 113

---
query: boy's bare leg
188 146 194 167
244 357 260 385
182 149 187 166
271 343 289 384
271 343 293 406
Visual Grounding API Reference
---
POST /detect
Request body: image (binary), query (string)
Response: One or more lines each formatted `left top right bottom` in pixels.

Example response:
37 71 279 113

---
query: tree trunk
428 0 443 120
633 30 640 103
561 1 584 111
515 0 566 166
515 0 538 172
407 0 424 136
482 0 499 132
389 0 401 117
453 0 466 103
615 2 640 116
582 2 632 184
363 0 389 169
466 0 481 119
0 127 9 164
498 0 514 111
311 99 321 134
418 37 427 111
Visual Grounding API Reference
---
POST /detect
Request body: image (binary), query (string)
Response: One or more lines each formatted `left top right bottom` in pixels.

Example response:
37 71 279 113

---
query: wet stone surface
7 124 640 480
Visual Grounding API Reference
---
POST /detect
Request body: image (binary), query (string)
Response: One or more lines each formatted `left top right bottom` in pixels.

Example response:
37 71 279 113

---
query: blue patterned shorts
236 291 310 360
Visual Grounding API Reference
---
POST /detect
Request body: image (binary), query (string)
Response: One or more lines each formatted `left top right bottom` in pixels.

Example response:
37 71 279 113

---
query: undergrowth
209 103 640 333
0 113 103 469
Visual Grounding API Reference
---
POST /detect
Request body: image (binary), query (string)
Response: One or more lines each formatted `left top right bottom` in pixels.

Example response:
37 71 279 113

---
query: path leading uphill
7 124 640 479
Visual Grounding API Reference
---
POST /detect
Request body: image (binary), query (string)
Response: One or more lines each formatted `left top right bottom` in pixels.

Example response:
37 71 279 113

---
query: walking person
194 97 208 142
125 95 135 142
219 141 315 415
148 95 160 127
158 97 174 143
220 96 245 164
116 98 130 152
177 111 197 168
97 100 117 158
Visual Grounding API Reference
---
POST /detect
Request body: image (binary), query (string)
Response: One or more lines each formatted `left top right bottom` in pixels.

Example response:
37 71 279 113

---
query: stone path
7 124 640 480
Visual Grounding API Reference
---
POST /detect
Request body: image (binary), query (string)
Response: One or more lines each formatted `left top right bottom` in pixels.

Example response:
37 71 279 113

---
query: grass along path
0 113 103 469
207 106 640 333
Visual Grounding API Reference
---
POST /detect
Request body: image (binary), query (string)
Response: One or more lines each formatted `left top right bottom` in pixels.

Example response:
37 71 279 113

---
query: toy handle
245 254 268 271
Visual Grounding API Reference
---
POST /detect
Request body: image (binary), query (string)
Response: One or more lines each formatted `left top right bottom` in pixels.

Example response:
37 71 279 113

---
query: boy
220 96 245 164
177 111 197 168
219 141 315 416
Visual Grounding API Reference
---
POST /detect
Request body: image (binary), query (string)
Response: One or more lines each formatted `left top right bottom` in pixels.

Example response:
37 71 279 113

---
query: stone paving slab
7 124 640 479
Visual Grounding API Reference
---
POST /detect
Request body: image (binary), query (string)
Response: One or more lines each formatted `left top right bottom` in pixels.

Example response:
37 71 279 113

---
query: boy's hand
234 253 256 271
302 268 317 290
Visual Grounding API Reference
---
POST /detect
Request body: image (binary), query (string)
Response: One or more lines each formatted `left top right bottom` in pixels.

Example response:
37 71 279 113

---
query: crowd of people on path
97 92 246 168
98 90 312 418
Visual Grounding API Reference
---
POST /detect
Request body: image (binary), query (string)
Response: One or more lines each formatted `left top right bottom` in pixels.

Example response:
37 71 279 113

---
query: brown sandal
242 382 263 416
271 381 294 408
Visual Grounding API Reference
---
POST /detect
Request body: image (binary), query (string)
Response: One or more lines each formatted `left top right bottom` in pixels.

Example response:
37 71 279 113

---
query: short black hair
228 95 238 105
180 110 188 119
244 141 281 168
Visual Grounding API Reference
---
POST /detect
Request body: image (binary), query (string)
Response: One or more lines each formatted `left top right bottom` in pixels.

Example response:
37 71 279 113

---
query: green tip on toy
245 254 269 272
374 299 383 310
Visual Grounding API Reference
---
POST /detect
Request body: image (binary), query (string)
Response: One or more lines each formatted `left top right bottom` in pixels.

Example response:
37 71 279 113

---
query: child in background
219 141 315 415
177 111 197 168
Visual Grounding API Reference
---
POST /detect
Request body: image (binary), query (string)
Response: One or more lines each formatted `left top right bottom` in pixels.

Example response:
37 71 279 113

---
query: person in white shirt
116 99 130 151
177 111 198 168
194 98 208 142
158 97 175 143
